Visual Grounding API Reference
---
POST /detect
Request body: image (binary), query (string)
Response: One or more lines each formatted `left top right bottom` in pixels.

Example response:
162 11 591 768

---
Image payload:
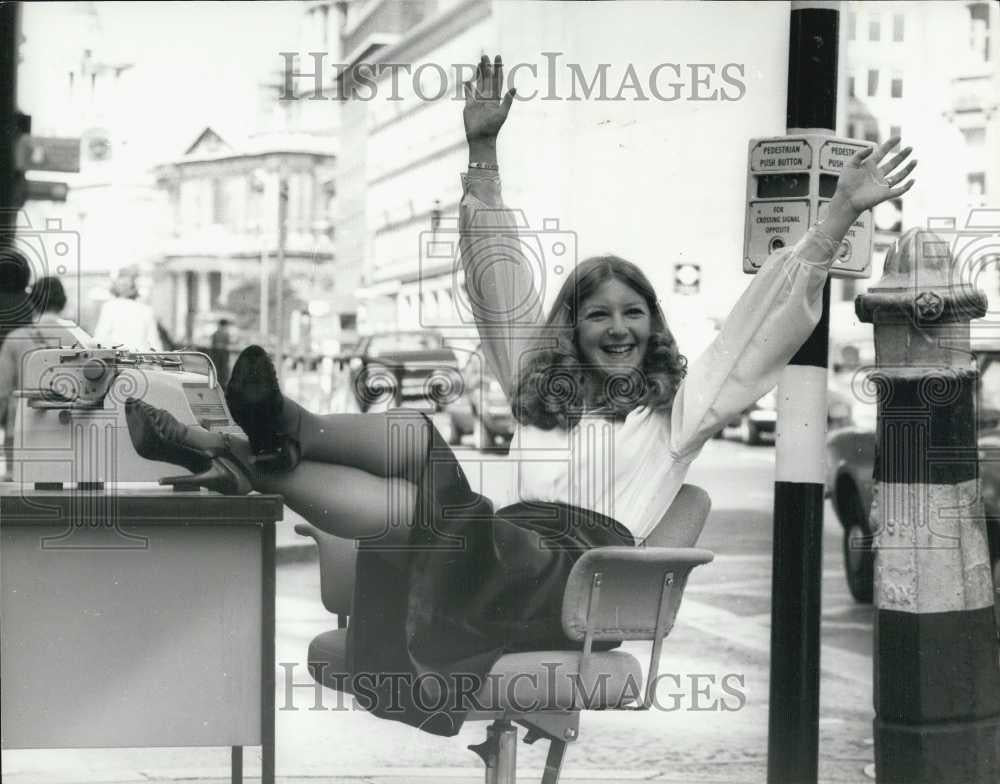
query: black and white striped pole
766 3 838 783
856 229 1000 783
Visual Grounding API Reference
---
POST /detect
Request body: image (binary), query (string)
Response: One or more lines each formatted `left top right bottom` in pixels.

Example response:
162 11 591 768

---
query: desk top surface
0 485 284 524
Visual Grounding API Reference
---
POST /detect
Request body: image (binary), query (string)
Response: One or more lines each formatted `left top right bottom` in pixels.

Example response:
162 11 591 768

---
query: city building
334 0 790 347
841 0 1000 305
153 127 337 348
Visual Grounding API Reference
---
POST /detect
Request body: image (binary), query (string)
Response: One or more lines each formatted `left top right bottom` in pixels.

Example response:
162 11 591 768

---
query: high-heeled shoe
225 345 301 472
125 398 253 495
160 454 253 496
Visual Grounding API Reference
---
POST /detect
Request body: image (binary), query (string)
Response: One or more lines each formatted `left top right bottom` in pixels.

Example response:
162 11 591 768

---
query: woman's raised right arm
459 55 543 401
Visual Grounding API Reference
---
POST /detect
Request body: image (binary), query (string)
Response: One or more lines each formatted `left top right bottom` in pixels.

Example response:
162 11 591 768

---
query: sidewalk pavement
0 762 876 784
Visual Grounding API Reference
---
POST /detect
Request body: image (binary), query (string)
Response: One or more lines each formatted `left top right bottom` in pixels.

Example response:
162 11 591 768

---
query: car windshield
368 333 442 354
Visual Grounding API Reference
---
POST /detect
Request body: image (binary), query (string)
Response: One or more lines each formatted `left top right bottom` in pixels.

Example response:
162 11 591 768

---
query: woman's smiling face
575 277 652 375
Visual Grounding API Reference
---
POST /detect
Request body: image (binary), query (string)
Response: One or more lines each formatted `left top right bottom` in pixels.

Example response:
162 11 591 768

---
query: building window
848 11 856 41
891 76 903 98
890 125 902 140
864 126 880 143
893 13 904 42
869 13 881 42
212 178 226 225
968 2 991 61
209 271 222 309
867 69 879 97
968 172 986 198
848 74 855 98
962 127 986 146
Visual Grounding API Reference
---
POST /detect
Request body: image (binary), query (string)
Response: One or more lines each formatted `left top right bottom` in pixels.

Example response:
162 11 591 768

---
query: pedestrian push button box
743 134 873 279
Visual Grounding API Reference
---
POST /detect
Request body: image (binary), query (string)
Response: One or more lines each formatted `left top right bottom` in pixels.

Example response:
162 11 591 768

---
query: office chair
295 483 713 784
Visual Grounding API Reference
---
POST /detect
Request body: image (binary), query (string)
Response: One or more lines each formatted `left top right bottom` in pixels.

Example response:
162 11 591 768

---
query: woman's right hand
463 54 515 146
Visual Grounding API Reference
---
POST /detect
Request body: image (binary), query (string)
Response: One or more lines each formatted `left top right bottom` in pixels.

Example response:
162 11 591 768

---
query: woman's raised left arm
667 137 917 459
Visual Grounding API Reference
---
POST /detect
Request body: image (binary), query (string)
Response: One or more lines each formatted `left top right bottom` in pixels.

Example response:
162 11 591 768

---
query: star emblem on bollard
914 291 944 321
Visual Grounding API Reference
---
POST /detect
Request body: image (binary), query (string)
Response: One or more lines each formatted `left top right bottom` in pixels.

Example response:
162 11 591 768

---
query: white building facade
841 0 1000 306
153 128 337 346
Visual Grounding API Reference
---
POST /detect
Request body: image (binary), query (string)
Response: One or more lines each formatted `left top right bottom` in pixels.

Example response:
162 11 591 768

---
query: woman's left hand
833 136 917 214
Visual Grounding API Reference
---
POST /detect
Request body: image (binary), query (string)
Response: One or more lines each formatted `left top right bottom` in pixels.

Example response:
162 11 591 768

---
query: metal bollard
856 228 1000 783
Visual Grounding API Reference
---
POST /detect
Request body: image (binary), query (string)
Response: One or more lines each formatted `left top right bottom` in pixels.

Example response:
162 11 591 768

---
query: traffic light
11 114 78 205
1 5 78 214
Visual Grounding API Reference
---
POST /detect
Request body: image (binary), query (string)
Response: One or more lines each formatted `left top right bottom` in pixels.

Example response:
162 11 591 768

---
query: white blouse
459 171 838 543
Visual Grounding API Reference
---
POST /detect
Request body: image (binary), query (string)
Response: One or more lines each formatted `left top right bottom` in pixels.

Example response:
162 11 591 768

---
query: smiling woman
511 254 687 429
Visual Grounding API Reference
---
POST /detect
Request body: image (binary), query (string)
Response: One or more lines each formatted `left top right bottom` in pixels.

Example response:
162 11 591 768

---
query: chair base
469 715 576 784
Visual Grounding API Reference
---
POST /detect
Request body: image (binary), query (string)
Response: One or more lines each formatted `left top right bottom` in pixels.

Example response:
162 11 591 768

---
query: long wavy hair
511 255 688 430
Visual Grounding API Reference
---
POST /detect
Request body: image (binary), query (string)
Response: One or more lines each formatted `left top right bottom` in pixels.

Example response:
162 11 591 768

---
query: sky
18 1 310 167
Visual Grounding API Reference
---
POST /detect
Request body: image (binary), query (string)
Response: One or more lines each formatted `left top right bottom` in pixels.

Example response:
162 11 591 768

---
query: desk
0 488 283 784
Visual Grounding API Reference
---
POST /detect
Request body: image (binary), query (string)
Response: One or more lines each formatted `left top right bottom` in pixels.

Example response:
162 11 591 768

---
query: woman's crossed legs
190 404 434 548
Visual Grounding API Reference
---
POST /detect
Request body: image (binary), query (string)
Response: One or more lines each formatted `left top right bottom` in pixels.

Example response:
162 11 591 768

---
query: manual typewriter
10 347 243 488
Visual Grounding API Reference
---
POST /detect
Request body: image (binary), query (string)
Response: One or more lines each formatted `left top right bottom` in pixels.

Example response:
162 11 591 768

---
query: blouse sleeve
458 170 545 402
667 227 840 460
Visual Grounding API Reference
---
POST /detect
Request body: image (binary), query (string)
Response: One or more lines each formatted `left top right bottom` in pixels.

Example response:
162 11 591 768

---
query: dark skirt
345 413 635 737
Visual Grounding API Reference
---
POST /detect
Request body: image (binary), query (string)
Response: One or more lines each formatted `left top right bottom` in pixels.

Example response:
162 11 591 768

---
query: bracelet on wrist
468 161 499 171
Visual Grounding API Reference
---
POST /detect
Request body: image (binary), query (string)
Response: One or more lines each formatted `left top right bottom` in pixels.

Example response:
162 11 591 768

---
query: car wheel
841 484 874 604
739 416 761 446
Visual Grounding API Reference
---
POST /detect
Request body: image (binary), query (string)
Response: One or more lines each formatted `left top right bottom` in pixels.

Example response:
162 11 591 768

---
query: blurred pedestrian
210 317 233 386
157 320 177 351
0 277 92 477
0 247 35 353
92 266 163 351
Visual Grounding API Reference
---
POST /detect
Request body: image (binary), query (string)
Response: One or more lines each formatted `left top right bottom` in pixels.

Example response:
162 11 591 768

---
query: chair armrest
561 547 714 642
294 522 357 616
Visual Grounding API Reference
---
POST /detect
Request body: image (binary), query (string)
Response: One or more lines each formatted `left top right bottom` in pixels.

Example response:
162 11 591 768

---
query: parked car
471 374 516 452
719 385 855 446
826 341 1000 605
733 389 777 445
446 349 481 446
347 331 462 440
446 345 515 452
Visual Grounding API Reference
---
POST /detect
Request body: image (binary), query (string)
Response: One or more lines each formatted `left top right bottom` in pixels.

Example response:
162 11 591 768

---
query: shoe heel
159 457 251 496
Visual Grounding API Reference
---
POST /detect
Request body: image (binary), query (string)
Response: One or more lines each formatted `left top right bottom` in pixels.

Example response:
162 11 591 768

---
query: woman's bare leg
254 461 417 546
282 401 434 477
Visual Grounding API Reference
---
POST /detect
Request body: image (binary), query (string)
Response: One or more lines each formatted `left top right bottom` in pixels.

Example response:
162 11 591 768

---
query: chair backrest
641 483 712 548
293 523 357 615
560 483 713 644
